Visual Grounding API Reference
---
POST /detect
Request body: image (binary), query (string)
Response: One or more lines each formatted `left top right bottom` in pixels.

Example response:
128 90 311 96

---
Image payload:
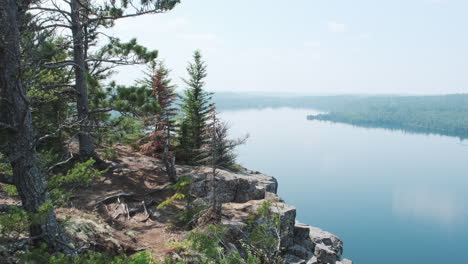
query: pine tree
140 62 178 182
178 50 213 165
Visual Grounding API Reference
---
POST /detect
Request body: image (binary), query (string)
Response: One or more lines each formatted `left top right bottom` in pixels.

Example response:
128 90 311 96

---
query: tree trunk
70 0 95 159
163 125 177 183
0 0 73 253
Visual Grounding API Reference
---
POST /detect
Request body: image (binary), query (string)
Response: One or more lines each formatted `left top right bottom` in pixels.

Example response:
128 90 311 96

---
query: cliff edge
186 167 353 264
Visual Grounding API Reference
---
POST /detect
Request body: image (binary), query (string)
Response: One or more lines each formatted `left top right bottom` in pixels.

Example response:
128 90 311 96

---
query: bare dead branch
47 152 74 172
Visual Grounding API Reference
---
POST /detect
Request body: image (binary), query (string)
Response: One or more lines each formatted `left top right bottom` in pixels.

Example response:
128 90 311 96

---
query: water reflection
392 187 465 228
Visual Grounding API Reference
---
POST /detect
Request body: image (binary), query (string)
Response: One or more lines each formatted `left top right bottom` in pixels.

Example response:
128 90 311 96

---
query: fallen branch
47 152 74 172
94 193 136 208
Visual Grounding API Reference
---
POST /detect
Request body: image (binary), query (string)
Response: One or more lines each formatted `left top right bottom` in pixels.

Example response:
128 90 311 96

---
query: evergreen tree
178 50 213 165
140 61 178 182
31 0 180 160
141 62 177 154
0 0 72 253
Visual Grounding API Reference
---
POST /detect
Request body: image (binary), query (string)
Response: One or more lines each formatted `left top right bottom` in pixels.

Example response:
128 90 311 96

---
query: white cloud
327 21 346 33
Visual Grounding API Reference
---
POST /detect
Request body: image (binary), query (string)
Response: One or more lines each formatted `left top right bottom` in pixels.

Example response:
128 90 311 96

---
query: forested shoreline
214 93 468 139
306 94 468 139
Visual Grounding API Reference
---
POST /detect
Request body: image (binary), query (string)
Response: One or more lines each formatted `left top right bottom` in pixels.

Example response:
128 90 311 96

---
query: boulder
283 254 307 264
190 168 278 203
291 221 344 264
294 221 343 258
270 202 296 248
287 244 313 260
62 215 144 254
314 244 338 264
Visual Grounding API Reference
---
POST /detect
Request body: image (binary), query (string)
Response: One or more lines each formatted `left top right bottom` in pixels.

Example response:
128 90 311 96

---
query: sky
109 0 468 95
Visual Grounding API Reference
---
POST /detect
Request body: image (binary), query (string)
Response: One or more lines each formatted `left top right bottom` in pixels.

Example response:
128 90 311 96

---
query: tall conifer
178 50 213 164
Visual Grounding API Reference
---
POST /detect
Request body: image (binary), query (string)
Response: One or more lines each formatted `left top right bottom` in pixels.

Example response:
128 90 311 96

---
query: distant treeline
308 94 468 139
213 93 363 110
214 93 468 139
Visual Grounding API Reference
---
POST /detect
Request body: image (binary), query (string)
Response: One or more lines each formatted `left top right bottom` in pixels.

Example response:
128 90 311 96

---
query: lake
220 107 468 264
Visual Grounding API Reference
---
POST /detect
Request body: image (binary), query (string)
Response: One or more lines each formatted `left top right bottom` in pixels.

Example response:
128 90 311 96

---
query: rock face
188 167 351 264
290 221 344 263
190 168 278 203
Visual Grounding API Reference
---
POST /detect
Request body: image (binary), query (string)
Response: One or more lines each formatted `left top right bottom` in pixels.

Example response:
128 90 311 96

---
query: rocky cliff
187 167 353 264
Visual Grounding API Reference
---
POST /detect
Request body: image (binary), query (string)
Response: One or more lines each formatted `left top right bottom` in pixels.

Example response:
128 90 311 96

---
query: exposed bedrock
188 167 352 264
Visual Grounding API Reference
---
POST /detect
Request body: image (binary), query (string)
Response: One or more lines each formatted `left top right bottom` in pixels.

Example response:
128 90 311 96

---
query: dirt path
1 145 187 261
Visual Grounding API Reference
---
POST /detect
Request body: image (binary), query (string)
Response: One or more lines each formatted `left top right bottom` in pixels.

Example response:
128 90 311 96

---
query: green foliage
246 201 282 261
0 206 29 240
3 184 18 196
104 116 146 147
172 224 265 264
37 148 61 171
166 201 285 264
102 147 118 161
103 38 158 64
157 176 209 229
19 245 157 264
48 159 106 205
169 224 246 264
111 84 160 118
0 152 12 175
139 61 178 158
22 35 75 153
157 175 191 210
177 50 213 165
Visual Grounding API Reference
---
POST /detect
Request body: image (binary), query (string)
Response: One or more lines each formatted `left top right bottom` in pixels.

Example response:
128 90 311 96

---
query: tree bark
70 0 96 159
0 0 73 253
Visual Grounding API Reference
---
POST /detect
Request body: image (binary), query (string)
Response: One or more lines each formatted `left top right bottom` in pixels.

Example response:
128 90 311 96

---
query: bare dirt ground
0 145 188 261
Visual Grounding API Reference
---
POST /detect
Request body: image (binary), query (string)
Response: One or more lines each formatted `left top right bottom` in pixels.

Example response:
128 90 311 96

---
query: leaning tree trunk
0 0 73 253
70 0 96 160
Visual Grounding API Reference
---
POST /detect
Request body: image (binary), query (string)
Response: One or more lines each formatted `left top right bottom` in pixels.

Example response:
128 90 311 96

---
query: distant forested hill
214 93 468 139
212 92 365 110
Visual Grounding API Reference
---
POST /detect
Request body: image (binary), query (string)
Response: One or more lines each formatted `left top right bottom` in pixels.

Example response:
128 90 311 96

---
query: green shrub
157 176 208 229
2 184 18 196
170 224 267 264
19 246 158 264
157 176 191 210
102 147 118 161
105 116 145 147
245 200 283 263
0 206 29 241
48 158 107 205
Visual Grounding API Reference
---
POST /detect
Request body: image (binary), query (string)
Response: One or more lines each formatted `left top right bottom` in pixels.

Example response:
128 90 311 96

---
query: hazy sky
109 0 468 95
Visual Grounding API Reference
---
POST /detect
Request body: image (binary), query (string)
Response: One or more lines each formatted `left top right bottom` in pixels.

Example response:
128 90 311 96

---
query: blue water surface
220 108 468 264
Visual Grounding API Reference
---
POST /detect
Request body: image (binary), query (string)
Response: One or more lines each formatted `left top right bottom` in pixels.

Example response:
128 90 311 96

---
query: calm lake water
220 108 468 264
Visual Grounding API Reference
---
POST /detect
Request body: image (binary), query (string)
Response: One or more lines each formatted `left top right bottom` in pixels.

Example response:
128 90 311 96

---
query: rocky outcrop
188 168 352 264
190 168 278 203
63 215 143 254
